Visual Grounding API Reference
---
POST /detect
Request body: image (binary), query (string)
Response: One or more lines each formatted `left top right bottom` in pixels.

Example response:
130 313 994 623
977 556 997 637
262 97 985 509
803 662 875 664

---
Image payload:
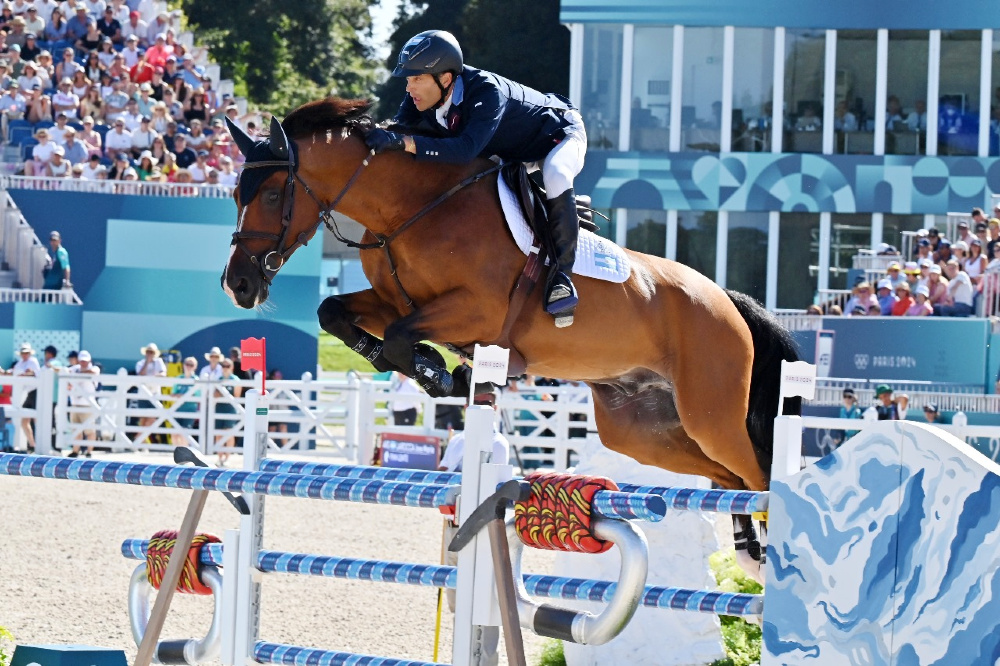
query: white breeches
530 110 587 200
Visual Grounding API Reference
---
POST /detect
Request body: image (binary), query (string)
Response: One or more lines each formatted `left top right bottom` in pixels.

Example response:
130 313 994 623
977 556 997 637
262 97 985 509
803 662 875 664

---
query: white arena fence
6 368 1000 467
6 370 599 469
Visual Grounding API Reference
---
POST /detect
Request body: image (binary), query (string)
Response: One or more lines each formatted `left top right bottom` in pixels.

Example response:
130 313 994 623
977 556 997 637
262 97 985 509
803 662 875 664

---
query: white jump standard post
452 404 513 666
229 388 269 666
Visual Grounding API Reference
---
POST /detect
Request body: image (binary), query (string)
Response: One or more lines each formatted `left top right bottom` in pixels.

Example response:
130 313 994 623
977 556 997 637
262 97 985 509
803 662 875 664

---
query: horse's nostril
235 277 249 296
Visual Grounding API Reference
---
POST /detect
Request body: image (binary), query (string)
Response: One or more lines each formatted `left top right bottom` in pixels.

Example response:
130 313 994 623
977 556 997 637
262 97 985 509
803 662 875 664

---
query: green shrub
537 639 566 666
709 550 762 666
0 626 15 666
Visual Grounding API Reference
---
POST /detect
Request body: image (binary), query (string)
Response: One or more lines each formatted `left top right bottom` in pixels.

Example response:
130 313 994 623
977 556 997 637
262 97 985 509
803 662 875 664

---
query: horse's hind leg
590 382 767 583
589 381 746 488
669 328 767 492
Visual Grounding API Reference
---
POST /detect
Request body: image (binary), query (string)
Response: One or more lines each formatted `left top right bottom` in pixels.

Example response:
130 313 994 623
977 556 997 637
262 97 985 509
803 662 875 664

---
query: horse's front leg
317 290 402 374
382 291 489 398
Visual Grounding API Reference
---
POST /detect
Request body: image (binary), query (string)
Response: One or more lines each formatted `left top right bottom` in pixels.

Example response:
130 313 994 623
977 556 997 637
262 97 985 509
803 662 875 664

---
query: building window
829 214 873 290
836 31 877 154
580 24 624 151
680 27 725 152
777 212 820 308
676 211 717 279
990 34 1000 156
630 26 674 152
887 31 929 155
732 28 775 153
784 29 826 154
939 30 981 156
727 212 769 303
883 214 926 247
625 209 666 256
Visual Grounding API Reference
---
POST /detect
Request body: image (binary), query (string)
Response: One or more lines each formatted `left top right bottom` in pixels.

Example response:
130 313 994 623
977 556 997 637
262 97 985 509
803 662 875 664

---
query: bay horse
221 99 799 575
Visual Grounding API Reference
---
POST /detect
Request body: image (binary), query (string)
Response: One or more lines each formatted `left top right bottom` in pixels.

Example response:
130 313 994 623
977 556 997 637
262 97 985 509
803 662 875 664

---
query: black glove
365 129 406 153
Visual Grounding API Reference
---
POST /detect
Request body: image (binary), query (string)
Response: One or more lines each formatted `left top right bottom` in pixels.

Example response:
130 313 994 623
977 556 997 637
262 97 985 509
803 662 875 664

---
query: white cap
78 350 92 362
914 284 930 298
876 279 892 291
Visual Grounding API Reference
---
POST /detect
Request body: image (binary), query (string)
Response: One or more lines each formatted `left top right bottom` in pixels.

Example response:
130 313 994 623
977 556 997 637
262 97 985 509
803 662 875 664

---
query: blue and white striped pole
0 454 458 508
121 541 763 618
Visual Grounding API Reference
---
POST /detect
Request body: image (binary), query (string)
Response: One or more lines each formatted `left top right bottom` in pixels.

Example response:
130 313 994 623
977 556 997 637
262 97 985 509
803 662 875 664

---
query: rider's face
405 73 452 112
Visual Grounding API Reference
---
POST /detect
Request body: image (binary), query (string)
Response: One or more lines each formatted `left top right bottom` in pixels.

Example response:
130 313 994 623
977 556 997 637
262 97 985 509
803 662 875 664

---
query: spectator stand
0 174 233 196
0 189 82 303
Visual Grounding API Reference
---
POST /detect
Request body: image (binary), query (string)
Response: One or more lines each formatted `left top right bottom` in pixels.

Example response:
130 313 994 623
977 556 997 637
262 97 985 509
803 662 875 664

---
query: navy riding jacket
391 65 575 164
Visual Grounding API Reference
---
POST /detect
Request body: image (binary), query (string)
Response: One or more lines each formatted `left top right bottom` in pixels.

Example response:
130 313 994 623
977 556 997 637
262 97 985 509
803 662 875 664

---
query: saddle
499 162 597 261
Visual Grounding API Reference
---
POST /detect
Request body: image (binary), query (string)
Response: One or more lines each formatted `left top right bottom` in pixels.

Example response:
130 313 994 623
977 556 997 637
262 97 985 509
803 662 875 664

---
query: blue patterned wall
6 190 321 377
765 421 1000 663
576 152 1000 215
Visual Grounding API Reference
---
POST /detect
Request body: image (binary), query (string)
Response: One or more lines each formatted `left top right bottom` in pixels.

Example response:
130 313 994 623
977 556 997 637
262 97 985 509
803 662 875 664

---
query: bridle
231 128 501 309
231 138 372 286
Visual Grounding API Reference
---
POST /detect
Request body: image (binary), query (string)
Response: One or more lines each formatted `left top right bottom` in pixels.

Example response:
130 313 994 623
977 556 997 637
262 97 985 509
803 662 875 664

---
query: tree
373 0 469 119
372 0 568 119
460 0 569 97
178 0 380 112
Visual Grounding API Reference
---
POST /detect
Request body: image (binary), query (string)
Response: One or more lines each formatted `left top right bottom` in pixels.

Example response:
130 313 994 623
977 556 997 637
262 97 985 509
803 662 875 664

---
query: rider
365 30 587 328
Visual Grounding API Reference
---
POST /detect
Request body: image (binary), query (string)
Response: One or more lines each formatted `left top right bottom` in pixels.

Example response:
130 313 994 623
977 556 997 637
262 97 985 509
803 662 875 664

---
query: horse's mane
280 97 375 140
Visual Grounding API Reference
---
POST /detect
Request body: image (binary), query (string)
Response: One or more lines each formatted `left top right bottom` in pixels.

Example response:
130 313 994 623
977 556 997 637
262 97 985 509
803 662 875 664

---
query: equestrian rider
365 30 588 328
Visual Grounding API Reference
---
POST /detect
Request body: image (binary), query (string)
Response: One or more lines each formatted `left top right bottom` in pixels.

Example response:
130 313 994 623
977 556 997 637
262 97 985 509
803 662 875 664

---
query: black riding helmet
392 30 463 109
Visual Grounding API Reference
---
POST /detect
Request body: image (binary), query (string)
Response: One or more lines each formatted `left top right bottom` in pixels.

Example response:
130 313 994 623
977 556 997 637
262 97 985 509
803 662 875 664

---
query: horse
221 98 799 576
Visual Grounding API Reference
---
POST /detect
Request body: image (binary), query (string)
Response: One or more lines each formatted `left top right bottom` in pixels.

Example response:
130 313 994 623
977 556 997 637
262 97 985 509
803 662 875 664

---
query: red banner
241 337 266 374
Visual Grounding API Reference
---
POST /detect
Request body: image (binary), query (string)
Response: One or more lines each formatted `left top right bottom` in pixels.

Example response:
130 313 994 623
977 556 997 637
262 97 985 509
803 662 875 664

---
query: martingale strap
367 162 503 310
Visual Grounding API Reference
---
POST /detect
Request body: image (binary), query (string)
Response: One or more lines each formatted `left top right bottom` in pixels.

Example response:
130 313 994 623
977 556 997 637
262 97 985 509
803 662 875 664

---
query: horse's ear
269 116 289 160
226 117 256 157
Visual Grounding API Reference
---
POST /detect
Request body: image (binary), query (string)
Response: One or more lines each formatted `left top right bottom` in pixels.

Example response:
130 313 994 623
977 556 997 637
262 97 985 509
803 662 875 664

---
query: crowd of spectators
0 0 251 189
809 206 1000 318
831 384 943 449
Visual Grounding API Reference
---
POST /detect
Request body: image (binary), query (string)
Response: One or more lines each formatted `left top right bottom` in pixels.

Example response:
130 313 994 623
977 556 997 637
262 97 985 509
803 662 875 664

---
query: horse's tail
725 290 801 480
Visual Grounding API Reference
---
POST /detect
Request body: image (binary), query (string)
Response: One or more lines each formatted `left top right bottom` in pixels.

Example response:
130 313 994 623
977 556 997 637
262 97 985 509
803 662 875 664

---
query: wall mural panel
578 152 1000 215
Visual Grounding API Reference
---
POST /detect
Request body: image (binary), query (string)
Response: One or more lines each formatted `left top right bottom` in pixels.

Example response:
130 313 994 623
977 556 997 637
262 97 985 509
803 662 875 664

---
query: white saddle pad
498 178 631 283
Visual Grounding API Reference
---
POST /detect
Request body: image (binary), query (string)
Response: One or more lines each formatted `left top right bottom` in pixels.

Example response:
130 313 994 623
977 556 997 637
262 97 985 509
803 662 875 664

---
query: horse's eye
266 191 279 205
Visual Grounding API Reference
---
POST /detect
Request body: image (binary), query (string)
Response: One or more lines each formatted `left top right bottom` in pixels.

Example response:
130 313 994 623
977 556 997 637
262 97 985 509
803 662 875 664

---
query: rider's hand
365 129 406 154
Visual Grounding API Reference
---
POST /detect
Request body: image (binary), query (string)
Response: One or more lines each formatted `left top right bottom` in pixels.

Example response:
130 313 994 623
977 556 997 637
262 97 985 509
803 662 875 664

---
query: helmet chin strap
430 73 454 110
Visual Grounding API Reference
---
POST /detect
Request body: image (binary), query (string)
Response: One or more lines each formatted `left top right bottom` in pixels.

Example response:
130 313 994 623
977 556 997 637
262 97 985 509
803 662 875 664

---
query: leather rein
233 132 501 310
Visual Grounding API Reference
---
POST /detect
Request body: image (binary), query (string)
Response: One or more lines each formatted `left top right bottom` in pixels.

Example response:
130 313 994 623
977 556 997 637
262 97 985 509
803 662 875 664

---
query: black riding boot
544 188 579 328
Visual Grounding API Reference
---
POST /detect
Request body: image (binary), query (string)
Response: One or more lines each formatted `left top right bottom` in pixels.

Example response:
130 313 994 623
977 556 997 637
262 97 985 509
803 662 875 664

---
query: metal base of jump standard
7 381 1000 663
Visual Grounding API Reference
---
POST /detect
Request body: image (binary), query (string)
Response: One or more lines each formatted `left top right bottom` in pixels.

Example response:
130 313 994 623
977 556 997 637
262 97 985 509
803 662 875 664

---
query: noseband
231 140 373 285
